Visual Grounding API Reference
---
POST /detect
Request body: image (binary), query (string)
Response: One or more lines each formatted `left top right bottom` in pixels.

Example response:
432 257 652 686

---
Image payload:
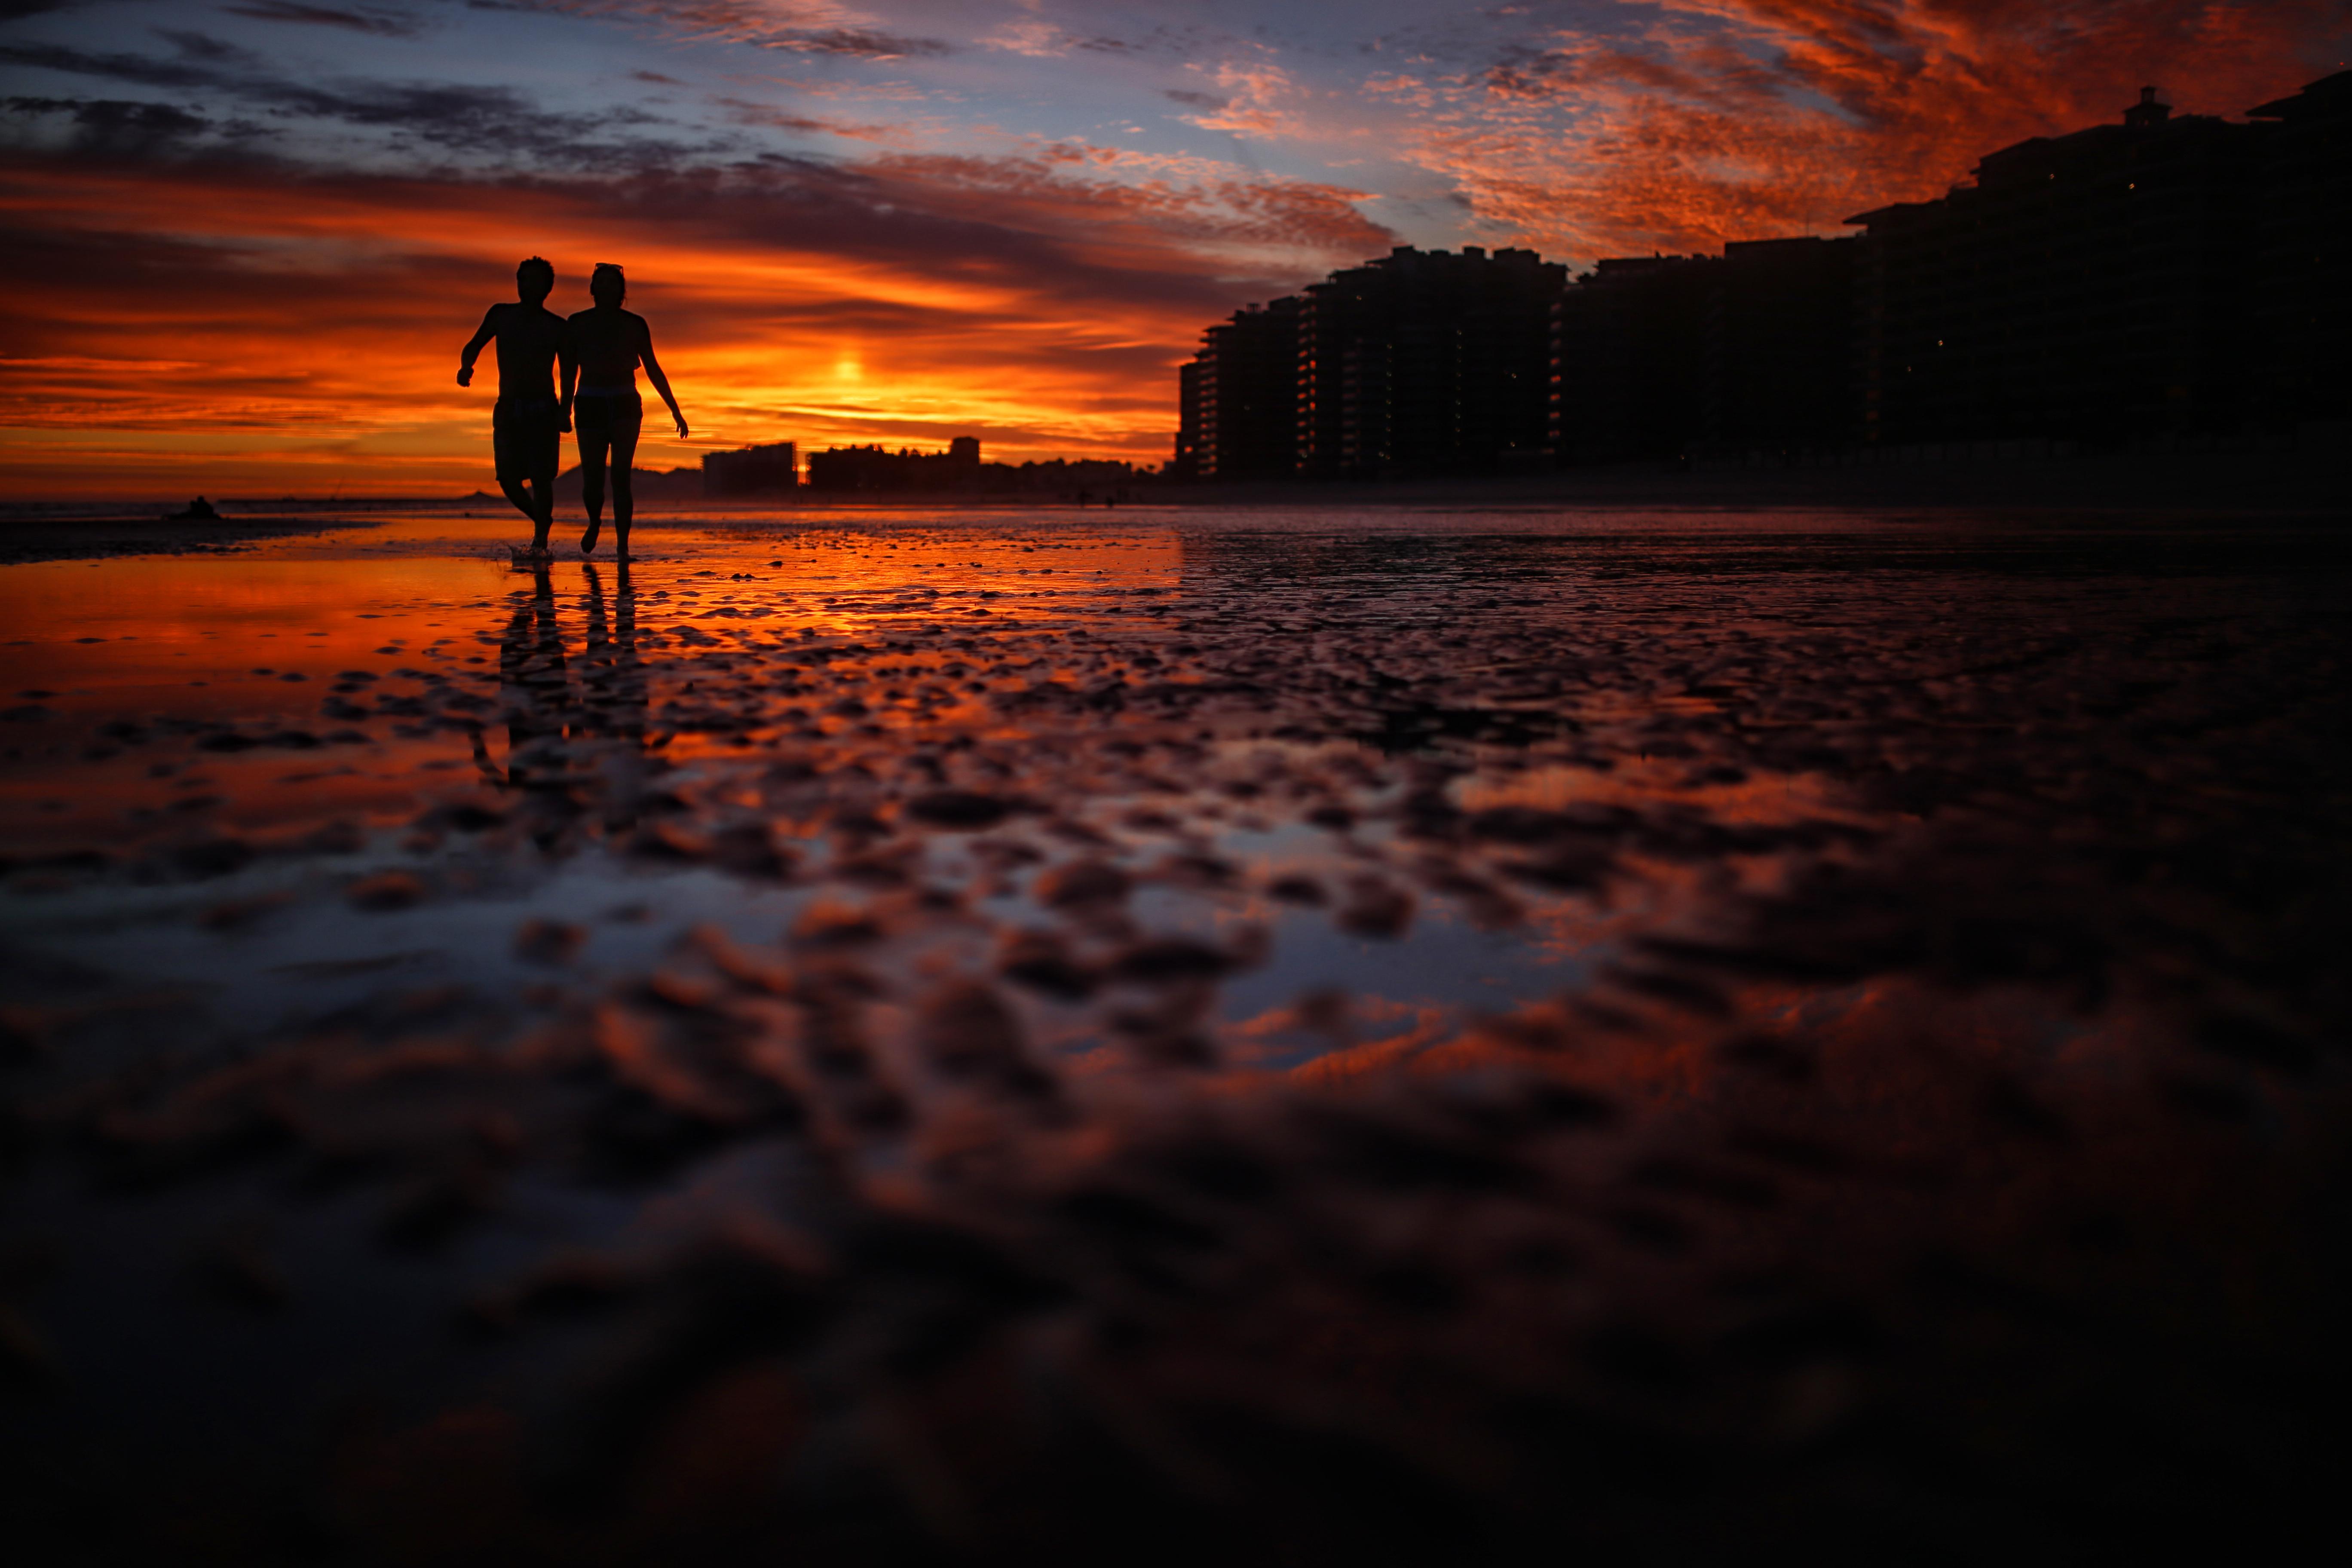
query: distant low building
805 438 982 493
702 441 798 496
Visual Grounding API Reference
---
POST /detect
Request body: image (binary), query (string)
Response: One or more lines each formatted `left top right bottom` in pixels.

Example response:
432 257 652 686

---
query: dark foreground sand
2 518 2349 1566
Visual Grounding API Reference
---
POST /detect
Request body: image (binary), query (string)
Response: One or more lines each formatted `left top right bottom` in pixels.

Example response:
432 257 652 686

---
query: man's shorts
493 397 561 482
573 390 643 444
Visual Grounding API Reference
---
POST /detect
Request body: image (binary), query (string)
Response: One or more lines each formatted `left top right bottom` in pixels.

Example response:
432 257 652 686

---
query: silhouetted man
458 257 569 554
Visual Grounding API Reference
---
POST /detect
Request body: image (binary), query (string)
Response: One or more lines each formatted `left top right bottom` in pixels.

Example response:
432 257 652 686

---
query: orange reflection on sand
0 526 1190 859
1455 756 1871 833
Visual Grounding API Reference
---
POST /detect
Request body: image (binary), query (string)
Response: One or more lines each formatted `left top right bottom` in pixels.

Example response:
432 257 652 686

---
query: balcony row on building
1172 71 2349 479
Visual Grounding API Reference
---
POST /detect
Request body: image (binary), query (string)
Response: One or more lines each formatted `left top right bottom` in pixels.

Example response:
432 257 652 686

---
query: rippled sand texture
3 510 2347 1564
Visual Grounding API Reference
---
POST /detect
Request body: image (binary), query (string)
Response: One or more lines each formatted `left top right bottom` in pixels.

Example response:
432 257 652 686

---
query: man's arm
639 322 688 440
457 305 500 388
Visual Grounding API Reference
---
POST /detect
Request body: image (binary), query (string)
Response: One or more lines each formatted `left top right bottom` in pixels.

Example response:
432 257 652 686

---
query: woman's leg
579 421 609 554
608 415 641 556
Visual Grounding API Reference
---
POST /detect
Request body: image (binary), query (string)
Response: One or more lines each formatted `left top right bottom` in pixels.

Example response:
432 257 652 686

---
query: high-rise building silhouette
1296 246 1564 479
2247 73 2352 428
1849 87 2263 446
1548 255 1713 465
1172 360 1201 482
1705 238 1857 454
1195 299 1299 482
1173 72 2348 478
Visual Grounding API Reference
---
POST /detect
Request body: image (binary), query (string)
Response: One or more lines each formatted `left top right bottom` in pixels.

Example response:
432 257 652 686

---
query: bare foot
581 519 601 555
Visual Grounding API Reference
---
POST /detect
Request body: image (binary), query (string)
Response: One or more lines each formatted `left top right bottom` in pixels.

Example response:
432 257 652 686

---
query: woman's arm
638 321 688 440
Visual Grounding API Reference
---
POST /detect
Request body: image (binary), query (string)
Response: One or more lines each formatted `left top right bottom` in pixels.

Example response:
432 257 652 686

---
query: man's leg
522 411 557 552
493 416 538 533
527 414 558 551
527 471 555 551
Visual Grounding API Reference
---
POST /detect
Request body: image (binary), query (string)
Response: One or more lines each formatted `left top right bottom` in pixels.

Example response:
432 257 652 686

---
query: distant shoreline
4 444 2342 539
1154 444 2351 516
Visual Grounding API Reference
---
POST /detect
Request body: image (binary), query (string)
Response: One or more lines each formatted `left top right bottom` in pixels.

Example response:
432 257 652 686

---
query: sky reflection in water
1 510 1873 1093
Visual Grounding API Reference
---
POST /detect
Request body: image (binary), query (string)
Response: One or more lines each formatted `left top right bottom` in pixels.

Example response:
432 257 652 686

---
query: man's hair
591 262 626 301
516 256 554 291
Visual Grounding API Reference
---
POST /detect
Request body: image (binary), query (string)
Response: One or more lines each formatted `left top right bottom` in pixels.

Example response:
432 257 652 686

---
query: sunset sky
3 0 2346 497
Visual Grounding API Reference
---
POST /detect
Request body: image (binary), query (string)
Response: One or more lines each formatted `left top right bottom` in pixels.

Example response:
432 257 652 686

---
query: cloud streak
224 3 425 37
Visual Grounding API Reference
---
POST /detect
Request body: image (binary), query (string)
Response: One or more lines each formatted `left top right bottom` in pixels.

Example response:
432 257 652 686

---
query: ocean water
2 502 2346 1561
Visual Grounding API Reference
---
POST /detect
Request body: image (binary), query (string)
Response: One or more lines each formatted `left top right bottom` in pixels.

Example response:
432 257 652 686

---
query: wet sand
1 506 2348 1564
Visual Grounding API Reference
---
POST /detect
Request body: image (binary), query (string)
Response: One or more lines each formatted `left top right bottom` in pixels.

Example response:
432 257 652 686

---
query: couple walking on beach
459 256 688 559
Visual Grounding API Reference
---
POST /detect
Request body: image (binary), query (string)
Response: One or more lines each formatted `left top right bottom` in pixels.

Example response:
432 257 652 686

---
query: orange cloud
1436 0 2349 257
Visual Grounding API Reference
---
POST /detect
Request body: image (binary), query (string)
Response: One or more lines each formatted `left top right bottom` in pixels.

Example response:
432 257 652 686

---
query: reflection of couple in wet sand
475 557 651 829
458 257 689 560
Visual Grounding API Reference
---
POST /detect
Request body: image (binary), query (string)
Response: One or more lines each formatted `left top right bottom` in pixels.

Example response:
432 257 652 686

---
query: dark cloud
223 3 425 38
716 96 842 136
1163 89 1228 109
2 95 211 156
629 69 680 86
0 35 696 170
0 40 220 89
153 30 267 66
446 2 949 59
275 79 662 152
766 29 949 61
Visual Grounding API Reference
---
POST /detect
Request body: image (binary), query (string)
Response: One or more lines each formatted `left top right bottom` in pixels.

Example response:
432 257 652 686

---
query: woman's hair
590 263 626 303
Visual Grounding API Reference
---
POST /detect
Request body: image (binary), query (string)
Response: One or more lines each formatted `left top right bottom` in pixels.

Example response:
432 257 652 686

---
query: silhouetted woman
560 263 687 558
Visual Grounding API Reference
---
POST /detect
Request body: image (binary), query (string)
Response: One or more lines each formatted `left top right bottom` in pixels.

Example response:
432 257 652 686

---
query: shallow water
3 502 2348 1562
